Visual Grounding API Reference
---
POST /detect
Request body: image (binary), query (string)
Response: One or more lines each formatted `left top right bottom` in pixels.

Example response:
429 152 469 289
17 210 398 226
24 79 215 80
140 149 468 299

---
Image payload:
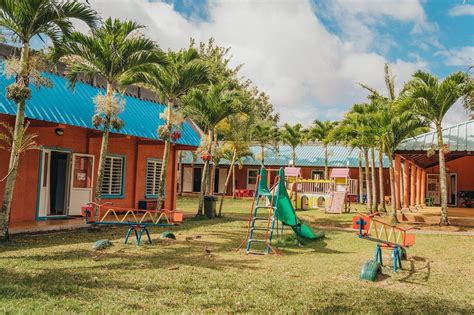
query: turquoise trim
144 157 163 199
34 147 44 221
35 146 74 221
101 154 126 199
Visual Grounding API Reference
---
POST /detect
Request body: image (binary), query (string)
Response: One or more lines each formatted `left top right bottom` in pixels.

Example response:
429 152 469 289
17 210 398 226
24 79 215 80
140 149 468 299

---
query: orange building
393 120 474 210
0 67 200 224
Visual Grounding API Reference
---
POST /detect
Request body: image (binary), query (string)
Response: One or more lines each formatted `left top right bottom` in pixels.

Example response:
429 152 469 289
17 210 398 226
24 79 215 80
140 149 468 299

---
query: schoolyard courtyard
0 197 473 313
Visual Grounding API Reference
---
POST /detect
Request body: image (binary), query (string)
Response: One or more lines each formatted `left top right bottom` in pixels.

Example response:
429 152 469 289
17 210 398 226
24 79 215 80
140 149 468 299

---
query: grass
1 204 473 313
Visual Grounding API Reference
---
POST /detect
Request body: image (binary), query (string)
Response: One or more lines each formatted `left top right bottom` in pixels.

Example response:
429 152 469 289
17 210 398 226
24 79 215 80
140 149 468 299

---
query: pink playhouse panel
285 167 301 177
330 168 350 178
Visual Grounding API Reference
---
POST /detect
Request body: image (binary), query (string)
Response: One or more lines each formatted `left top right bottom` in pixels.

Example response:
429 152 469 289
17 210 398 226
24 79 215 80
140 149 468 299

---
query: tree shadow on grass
0 217 241 253
398 256 432 284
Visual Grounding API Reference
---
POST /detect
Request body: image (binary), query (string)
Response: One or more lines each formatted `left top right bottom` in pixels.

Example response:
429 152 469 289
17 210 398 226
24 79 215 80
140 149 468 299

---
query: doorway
192 167 202 192
38 149 71 217
49 152 69 215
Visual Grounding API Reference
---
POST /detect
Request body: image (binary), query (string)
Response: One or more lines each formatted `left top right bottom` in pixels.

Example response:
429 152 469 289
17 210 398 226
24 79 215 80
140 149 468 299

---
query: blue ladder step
255 205 275 209
252 217 274 221
246 250 266 255
250 227 271 231
248 239 268 243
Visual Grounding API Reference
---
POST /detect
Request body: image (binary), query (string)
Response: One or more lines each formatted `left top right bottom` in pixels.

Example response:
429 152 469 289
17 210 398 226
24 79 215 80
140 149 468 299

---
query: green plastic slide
260 168 324 241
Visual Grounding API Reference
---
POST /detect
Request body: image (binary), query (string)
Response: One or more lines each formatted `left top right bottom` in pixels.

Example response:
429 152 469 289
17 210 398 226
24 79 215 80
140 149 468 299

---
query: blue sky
28 0 474 124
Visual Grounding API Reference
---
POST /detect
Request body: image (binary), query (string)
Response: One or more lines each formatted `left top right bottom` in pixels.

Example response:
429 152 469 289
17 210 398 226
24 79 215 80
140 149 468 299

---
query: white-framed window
146 158 163 197
247 169 259 188
102 155 125 197
311 170 324 179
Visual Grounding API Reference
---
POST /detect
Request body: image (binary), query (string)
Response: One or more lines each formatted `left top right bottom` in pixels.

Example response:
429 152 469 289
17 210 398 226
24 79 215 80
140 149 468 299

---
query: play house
0 51 201 226
288 167 357 213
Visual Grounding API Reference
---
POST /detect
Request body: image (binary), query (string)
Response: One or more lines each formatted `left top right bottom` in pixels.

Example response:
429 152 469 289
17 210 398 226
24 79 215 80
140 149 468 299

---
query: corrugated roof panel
0 71 201 147
181 144 389 168
398 120 473 152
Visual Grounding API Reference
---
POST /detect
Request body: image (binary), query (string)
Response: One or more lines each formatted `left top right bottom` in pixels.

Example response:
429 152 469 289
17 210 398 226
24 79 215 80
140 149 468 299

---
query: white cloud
449 4 474 16
436 46 474 66
84 0 430 124
444 100 472 124
313 0 436 51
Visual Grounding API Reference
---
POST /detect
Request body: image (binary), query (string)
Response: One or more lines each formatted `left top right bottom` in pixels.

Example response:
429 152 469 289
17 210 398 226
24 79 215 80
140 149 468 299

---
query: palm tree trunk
94 83 114 205
197 129 214 216
364 148 372 212
436 123 449 225
388 153 398 223
232 162 236 199
0 42 30 241
324 144 328 179
155 99 174 211
178 151 183 196
209 130 218 194
378 149 386 211
218 150 236 216
292 148 296 166
358 150 363 203
370 147 378 211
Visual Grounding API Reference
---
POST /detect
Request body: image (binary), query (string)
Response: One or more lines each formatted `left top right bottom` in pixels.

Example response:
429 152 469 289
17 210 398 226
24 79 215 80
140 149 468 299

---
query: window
311 170 324 179
247 169 259 186
102 155 125 197
146 159 163 197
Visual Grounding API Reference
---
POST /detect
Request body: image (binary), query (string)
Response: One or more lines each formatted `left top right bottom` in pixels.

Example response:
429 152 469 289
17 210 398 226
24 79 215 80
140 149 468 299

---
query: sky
37 0 474 125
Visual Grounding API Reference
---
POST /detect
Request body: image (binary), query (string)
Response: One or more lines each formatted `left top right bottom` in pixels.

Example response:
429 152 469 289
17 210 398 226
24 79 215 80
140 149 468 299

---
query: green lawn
0 209 473 313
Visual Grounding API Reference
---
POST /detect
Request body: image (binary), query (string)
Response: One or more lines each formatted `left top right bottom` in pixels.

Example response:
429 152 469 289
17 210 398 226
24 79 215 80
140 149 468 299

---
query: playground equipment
352 212 416 281
81 202 183 245
289 168 357 213
238 167 325 255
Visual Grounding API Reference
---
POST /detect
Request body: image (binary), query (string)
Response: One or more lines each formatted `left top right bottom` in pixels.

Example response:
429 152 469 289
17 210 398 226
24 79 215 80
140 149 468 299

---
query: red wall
424 156 474 192
183 164 392 198
0 115 182 223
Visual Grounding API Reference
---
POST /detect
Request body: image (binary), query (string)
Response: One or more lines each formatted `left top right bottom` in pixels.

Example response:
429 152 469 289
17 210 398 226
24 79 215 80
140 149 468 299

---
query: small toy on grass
160 232 176 240
93 239 113 250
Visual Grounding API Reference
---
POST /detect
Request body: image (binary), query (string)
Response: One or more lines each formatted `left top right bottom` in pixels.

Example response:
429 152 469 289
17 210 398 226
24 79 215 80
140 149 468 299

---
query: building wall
181 164 392 198
424 156 474 192
0 115 181 223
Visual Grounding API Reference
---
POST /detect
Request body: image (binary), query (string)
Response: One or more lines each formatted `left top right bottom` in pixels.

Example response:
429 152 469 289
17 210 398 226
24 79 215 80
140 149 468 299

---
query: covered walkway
393 120 474 225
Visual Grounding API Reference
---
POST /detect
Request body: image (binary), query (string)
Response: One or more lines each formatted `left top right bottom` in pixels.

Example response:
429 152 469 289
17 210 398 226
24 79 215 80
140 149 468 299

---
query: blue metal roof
0 71 201 147
182 144 389 168
397 120 474 152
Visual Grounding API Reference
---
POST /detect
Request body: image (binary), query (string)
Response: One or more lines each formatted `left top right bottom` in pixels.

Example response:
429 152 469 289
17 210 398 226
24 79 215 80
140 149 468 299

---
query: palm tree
217 115 253 216
280 123 306 166
373 102 426 222
181 82 244 216
124 48 209 210
308 120 337 179
59 18 165 205
0 122 38 180
0 0 98 241
403 71 470 225
360 64 428 221
336 104 375 212
251 121 280 167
